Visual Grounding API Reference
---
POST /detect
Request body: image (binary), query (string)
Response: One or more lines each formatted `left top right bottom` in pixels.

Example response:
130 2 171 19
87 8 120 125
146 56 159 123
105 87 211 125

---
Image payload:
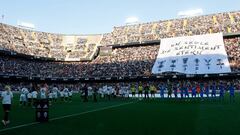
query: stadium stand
0 11 240 81
0 37 239 79
100 11 240 45
0 23 101 61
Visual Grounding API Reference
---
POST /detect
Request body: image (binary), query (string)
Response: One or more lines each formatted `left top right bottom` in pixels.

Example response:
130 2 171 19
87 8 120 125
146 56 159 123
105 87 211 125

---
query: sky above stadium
0 0 239 34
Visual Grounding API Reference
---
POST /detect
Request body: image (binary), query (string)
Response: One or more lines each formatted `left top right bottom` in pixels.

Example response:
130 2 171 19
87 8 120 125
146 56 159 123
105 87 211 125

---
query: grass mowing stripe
0 101 136 133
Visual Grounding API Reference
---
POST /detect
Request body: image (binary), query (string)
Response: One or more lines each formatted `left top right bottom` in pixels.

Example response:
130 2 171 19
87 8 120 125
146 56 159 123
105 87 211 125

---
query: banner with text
152 33 231 74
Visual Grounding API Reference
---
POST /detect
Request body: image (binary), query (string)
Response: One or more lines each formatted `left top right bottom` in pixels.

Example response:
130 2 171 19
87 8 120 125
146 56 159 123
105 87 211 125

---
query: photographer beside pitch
1 85 13 126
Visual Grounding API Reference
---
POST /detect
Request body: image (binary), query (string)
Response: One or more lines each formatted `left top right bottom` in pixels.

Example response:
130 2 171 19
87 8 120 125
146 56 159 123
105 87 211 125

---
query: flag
227 27 231 33
213 16 217 24
228 13 234 23
183 19 187 27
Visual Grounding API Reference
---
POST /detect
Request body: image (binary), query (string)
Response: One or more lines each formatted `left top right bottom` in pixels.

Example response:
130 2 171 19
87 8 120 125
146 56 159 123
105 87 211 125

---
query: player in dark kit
82 84 88 102
93 85 98 102
182 82 189 101
204 83 209 99
167 82 172 98
173 83 178 99
211 82 217 100
184 82 189 98
219 81 225 101
144 83 149 99
229 82 235 103
191 83 197 98
180 82 184 99
200 82 204 101
159 83 165 99
200 87 204 101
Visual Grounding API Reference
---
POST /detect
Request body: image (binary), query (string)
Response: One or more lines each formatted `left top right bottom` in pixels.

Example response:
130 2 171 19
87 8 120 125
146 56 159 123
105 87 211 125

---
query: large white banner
152 33 231 74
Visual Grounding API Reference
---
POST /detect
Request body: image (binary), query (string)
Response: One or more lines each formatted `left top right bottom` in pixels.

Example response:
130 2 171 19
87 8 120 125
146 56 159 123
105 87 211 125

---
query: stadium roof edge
1 10 240 35
0 22 104 36
114 10 240 28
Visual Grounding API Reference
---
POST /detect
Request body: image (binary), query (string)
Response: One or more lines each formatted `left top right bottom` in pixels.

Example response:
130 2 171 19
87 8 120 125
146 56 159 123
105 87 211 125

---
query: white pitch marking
0 101 136 132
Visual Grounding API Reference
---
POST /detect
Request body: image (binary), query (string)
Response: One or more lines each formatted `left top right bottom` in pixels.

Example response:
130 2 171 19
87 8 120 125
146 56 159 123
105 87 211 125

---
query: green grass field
0 94 240 135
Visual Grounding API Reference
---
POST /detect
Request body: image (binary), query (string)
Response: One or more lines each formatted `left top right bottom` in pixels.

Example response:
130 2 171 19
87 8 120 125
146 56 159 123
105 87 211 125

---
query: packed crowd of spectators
0 36 239 78
0 11 240 79
0 45 158 78
0 23 99 61
100 11 240 45
89 45 158 77
224 37 240 72
1 11 240 61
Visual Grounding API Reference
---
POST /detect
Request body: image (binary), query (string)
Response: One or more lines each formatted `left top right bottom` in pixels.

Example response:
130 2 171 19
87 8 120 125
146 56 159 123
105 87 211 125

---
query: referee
1 85 13 126
83 84 88 102
144 83 150 99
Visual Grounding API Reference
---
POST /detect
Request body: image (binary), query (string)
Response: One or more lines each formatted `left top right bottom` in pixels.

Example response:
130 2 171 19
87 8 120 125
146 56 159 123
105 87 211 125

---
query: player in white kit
19 87 28 106
63 87 69 102
52 85 59 102
1 85 13 126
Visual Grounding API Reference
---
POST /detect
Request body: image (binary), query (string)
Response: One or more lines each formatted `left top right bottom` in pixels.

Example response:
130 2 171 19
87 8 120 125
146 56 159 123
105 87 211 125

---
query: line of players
127 81 237 102
17 80 238 105
19 84 73 106
81 80 238 102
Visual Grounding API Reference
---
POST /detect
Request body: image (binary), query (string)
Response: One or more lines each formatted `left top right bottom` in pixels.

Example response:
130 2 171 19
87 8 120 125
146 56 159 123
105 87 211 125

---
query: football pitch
0 94 240 135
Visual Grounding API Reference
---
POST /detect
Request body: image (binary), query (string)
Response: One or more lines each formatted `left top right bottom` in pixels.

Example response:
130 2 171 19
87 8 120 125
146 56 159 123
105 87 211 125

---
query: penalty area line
0 101 136 132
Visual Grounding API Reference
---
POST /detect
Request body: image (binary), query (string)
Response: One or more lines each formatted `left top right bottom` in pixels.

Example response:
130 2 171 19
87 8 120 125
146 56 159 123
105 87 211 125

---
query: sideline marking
0 101 136 132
